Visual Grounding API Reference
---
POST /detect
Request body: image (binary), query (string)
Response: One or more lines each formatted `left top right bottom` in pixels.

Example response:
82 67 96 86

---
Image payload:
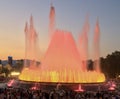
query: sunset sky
0 0 120 60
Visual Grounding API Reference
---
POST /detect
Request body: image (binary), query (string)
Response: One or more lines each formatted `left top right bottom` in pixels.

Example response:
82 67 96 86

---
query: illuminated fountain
19 4 105 83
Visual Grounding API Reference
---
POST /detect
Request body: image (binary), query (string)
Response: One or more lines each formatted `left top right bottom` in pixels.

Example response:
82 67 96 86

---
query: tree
87 59 94 71
1 66 10 77
100 51 120 78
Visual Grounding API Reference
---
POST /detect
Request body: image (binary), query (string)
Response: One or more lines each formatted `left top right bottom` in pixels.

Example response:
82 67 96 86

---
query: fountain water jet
19 4 105 83
49 3 55 39
93 18 101 72
24 15 39 68
78 16 89 71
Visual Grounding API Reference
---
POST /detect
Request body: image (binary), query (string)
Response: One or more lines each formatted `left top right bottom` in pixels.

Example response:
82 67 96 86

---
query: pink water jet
19 4 105 83
75 84 84 92
24 15 39 67
78 16 89 71
49 3 55 39
42 30 82 71
93 18 101 72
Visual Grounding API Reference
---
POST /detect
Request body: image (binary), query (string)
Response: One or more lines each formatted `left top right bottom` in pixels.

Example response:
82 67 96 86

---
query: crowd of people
0 87 120 99
0 78 120 99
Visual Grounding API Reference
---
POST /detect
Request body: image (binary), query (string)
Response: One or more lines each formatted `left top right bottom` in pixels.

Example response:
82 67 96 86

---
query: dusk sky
0 0 120 60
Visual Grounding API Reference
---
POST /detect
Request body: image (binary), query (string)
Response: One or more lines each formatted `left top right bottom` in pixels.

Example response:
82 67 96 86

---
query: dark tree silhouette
100 51 120 78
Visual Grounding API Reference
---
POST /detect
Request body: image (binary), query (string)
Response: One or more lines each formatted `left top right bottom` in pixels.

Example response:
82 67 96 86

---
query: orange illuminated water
19 68 105 83
19 5 105 83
